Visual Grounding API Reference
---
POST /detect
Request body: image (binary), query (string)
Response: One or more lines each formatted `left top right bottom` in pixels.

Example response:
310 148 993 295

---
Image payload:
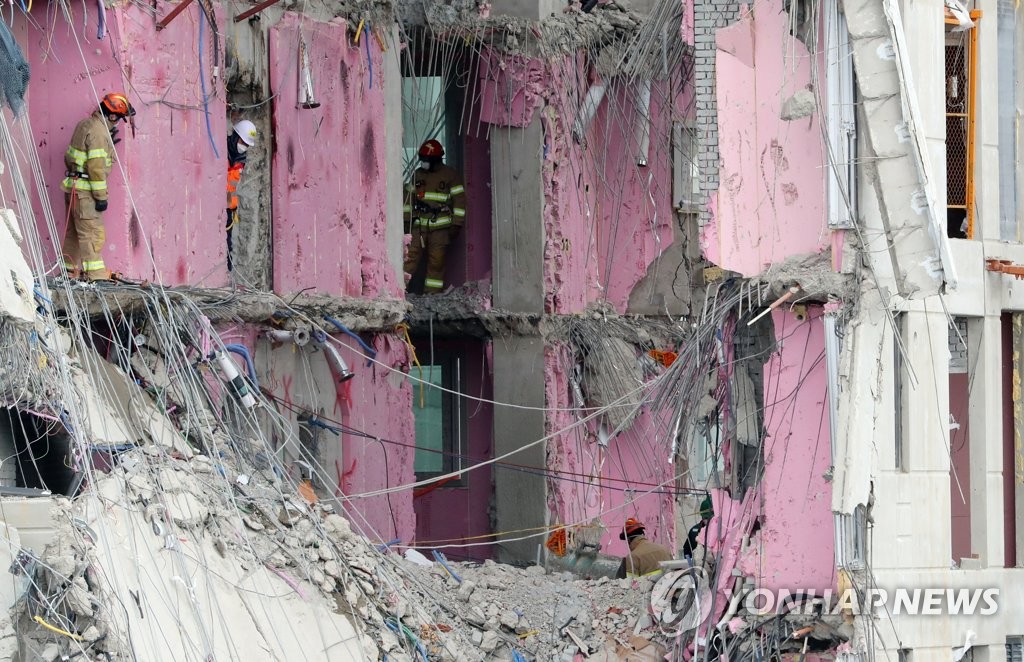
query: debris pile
393 556 671 661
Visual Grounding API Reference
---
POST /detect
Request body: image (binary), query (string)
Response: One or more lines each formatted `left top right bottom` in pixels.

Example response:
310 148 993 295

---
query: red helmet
619 517 645 540
101 92 136 118
418 139 444 159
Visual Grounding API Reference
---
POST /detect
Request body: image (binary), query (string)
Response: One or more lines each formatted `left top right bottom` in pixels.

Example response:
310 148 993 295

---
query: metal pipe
156 0 195 30
572 81 607 143
214 351 257 408
634 79 652 167
265 328 311 347
317 341 355 383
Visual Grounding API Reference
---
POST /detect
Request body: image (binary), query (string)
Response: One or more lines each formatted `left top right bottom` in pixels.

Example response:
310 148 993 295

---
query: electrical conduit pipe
224 344 258 388
323 316 376 366
214 351 257 408
317 340 355 383
264 328 311 347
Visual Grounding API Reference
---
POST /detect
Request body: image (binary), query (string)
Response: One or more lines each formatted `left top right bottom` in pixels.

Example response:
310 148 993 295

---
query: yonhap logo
647 573 1000 630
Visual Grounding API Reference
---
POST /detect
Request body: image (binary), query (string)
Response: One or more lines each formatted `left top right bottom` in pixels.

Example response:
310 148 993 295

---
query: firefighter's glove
94 199 108 212
448 225 462 241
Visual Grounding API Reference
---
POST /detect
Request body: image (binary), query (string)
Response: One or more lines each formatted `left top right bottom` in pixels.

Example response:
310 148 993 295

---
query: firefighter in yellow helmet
403 140 466 294
61 92 136 281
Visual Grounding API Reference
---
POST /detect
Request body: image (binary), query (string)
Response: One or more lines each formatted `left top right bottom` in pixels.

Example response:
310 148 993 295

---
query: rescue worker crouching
403 139 466 294
226 119 257 272
615 518 672 579
61 92 135 281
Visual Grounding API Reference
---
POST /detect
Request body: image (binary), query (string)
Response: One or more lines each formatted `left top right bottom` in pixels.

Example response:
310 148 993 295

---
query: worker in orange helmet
615 518 672 579
402 139 466 294
61 92 135 281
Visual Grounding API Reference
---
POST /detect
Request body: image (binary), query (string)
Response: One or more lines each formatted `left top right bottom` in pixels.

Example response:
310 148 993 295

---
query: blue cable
306 416 342 435
375 538 401 552
224 344 258 387
198 11 220 159
365 31 373 90
323 316 377 365
431 550 462 584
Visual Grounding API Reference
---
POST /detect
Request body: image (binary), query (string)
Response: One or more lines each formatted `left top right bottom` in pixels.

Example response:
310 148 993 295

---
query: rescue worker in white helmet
61 92 136 281
402 139 466 294
227 119 257 272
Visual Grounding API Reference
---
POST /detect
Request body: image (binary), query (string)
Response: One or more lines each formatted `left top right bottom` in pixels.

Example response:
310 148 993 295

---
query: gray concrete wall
492 337 548 564
384 25 406 285
489 0 565 20
491 119 546 314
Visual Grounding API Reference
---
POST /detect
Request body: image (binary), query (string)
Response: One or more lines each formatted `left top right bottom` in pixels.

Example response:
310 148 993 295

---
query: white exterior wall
858 1 1024 659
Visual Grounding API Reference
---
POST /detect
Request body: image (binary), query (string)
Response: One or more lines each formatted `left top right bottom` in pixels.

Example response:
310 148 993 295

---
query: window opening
413 352 465 481
945 12 981 239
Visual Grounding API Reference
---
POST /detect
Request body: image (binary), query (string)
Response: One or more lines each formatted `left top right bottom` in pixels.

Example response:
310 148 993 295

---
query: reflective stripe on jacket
616 537 673 578
62 112 113 199
227 162 244 210
403 164 467 231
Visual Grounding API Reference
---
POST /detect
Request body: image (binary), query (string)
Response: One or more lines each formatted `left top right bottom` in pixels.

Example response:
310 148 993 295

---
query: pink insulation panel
702 0 829 276
268 15 399 299
12 3 227 285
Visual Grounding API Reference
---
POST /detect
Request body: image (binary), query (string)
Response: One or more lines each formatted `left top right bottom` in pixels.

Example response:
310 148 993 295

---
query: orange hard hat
418 139 444 159
619 517 645 540
101 92 136 118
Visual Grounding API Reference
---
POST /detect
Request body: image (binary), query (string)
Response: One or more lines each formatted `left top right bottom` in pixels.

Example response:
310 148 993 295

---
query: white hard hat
233 119 257 146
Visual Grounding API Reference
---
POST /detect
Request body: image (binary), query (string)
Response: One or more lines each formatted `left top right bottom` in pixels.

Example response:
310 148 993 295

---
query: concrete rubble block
66 576 94 617
479 629 500 653
0 209 37 324
40 643 60 662
456 579 477 602
167 491 210 528
82 625 103 642
324 560 343 579
780 88 816 120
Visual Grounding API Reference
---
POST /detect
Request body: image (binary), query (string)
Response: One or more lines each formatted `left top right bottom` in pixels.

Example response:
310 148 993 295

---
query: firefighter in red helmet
60 92 136 281
615 518 672 579
403 139 466 294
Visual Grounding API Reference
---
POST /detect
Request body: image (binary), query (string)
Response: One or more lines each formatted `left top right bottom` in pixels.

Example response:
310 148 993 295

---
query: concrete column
492 336 547 564
901 306 952 569
384 25 405 285
491 119 546 314
967 316 1004 566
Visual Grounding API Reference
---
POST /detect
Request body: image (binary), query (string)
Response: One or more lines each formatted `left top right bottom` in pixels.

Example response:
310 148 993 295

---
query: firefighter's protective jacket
61 112 113 201
227 162 244 210
403 164 466 231
615 536 672 578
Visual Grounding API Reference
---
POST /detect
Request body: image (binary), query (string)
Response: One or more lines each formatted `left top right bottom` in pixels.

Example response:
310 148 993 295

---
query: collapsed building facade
0 0 1017 658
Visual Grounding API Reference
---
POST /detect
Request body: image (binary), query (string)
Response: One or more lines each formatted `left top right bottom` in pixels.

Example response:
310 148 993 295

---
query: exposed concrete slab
492 337 547 564
845 0 957 297
491 119 546 314
49 282 409 332
0 498 55 554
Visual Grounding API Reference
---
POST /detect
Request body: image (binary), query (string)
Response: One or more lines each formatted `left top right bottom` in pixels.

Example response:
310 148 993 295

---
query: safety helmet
100 92 136 118
233 119 258 146
418 139 444 159
619 517 645 540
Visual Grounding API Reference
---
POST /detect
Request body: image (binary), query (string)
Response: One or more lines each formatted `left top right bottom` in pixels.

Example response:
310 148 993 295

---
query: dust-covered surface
392 556 671 661
48 279 410 332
